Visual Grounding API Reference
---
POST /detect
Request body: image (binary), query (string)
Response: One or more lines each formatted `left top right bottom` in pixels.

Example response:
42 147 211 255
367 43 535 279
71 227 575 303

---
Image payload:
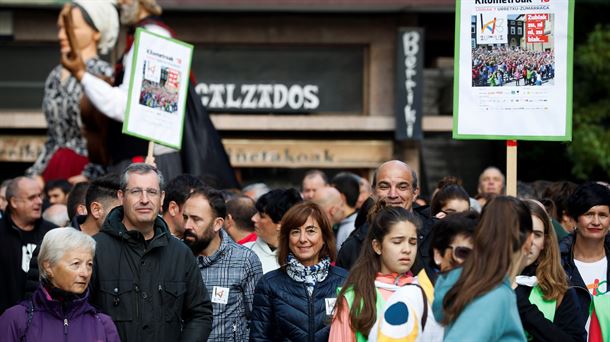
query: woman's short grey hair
38 227 96 282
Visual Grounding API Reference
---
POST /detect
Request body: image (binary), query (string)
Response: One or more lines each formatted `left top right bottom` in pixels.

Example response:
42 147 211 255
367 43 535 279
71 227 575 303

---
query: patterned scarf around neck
286 253 330 296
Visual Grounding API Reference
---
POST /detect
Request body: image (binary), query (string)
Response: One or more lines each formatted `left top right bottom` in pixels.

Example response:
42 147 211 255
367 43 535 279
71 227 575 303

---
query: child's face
373 220 418 275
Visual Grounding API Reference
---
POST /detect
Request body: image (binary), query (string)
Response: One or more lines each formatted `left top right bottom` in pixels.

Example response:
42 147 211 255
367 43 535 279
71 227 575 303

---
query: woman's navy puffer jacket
250 266 348 342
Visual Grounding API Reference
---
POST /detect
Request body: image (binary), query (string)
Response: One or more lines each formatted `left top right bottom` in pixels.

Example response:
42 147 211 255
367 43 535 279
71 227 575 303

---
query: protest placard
123 28 194 149
453 0 574 141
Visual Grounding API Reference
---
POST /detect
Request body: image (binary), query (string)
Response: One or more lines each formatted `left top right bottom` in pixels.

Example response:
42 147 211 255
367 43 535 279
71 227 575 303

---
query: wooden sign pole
506 140 517 197
146 141 155 166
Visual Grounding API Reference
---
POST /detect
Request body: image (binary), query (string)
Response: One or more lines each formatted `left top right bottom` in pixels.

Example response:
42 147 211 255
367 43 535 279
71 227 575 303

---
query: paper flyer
453 0 574 141
123 28 194 149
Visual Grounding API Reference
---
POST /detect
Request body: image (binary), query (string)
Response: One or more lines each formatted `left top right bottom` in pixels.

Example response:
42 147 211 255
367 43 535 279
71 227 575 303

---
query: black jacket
336 204 435 272
0 213 56 314
515 265 587 342
559 233 610 324
335 220 368 270
250 266 348 342
90 206 213 342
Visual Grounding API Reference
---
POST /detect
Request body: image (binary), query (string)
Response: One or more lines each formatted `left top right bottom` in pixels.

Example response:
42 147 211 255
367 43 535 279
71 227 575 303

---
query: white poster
123 28 194 149
454 0 574 141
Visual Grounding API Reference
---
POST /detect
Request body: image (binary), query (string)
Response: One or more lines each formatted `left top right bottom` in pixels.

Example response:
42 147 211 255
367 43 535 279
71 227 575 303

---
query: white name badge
325 298 337 316
212 286 230 305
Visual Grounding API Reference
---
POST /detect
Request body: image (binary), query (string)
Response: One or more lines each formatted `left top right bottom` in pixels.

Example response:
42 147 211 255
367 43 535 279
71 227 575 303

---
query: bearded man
183 187 262 341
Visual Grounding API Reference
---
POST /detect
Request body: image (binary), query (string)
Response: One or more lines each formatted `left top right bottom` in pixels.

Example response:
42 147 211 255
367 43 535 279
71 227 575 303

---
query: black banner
395 28 424 141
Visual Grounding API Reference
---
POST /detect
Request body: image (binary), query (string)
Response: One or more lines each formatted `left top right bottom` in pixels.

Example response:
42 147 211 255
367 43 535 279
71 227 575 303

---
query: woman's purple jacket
0 285 119 342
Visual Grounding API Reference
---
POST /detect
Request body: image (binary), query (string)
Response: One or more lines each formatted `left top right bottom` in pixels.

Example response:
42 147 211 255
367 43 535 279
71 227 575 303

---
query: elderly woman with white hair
0 228 119 341
26 0 119 183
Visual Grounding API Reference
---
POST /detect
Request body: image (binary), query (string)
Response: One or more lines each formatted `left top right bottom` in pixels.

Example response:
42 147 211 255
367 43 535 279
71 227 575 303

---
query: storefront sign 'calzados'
195 83 320 112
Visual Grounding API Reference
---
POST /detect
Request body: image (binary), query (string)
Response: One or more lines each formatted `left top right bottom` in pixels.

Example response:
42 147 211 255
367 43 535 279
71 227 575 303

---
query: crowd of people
472 46 555 87
0 158 609 342
139 79 179 113
1 0 608 341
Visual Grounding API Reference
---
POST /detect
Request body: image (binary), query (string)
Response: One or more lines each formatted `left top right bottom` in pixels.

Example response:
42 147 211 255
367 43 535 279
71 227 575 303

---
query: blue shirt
432 267 526 342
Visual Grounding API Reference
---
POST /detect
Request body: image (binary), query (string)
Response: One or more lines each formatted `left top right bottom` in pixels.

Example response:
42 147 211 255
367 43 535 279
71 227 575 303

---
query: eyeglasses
124 188 160 198
448 245 472 261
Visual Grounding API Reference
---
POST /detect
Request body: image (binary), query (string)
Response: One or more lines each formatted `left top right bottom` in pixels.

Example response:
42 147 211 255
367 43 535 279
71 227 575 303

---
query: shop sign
395 27 424 141
192 46 364 114
0 136 393 169
224 139 392 168
195 83 319 111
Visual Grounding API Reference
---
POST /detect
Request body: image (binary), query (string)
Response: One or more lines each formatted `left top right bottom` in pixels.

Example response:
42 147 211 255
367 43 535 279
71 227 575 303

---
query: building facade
0 0 503 195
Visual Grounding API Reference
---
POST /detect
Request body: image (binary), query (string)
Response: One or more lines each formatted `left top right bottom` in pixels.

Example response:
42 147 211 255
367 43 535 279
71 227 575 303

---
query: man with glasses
90 163 212 342
0 177 57 314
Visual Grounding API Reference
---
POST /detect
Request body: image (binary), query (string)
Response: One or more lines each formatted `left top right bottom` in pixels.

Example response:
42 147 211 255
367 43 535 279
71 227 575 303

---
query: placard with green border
453 0 574 141
123 28 194 149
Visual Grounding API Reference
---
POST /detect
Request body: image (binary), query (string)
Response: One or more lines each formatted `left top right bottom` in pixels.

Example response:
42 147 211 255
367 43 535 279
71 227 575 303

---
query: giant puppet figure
61 0 239 189
26 1 118 184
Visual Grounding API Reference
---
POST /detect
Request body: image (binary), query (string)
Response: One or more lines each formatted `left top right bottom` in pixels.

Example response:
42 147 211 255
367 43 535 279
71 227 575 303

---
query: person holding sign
61 0 183 180
27 1 118 183
560 182 610 342
62 0 240 190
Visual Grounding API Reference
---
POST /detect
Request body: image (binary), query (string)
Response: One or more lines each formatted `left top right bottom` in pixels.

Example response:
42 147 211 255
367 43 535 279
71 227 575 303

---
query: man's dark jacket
0 213 56 314
90 206 213 342
336 203 435 273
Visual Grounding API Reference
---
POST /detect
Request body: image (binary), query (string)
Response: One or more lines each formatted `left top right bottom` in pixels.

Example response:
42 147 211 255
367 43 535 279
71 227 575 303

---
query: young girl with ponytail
329 201 441 341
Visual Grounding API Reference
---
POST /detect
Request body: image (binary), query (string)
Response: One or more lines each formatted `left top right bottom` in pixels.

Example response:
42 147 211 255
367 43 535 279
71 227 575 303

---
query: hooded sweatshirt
432 267 525 342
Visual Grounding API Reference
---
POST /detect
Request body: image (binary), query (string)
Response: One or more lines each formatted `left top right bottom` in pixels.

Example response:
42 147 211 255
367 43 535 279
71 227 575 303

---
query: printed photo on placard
139 60 180 114
471 13 555 88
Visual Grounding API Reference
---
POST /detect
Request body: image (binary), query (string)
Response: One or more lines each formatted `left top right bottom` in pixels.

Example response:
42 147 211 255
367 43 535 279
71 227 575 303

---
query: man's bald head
478 166 505 195
302 170 328 201
312 186 344 225
373 160 416 211
42 204 69 226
